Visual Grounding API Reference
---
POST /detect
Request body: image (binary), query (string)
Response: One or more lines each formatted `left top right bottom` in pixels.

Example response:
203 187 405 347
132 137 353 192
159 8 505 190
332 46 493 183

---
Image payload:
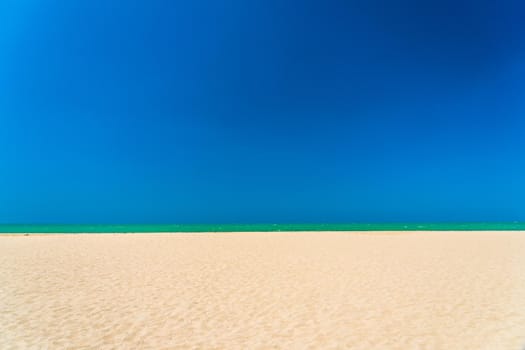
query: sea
1 223 524 233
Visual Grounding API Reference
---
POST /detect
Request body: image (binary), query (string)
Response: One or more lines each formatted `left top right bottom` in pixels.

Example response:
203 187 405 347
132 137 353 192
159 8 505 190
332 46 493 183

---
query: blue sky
1 0 525 223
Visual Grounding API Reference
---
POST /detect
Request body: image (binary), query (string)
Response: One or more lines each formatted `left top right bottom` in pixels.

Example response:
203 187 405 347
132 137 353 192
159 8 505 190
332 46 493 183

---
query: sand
1 231 525 349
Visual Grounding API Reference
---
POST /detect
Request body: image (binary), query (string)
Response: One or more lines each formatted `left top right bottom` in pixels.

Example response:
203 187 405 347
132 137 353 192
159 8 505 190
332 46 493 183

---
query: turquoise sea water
1 223 525 233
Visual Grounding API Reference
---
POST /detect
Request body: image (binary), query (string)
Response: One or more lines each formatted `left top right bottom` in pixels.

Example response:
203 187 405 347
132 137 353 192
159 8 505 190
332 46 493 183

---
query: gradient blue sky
1 0 525 224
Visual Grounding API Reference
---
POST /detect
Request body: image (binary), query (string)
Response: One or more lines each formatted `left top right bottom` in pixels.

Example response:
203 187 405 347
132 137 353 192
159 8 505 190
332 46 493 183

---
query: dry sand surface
1 231 525 349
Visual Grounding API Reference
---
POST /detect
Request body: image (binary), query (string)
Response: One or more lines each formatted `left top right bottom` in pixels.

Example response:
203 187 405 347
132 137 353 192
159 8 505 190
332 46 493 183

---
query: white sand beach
1 231 525 349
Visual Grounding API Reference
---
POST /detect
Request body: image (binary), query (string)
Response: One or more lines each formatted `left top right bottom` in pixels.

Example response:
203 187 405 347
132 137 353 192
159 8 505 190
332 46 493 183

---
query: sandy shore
1 231 525 349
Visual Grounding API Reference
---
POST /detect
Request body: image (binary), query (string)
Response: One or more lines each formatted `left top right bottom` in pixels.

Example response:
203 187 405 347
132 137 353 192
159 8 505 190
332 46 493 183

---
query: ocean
1 223 524 233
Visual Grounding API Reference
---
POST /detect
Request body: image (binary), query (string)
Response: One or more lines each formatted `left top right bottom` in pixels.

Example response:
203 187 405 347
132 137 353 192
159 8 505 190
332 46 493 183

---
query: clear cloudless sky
1 0 525 224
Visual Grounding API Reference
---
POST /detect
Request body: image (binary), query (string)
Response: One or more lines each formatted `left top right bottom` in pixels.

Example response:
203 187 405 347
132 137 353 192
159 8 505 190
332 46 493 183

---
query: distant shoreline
1 223 525 233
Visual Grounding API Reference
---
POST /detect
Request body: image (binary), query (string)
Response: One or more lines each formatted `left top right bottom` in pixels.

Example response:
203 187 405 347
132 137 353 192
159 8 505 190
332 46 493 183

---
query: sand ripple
1 231 525 349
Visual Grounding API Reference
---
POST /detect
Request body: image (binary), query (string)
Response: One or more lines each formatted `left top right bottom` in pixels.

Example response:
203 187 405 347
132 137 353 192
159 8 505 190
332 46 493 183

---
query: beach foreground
1 231 525 349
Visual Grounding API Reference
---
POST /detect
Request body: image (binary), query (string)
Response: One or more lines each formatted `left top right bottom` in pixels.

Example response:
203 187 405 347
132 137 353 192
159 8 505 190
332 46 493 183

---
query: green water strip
1 223 525 233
